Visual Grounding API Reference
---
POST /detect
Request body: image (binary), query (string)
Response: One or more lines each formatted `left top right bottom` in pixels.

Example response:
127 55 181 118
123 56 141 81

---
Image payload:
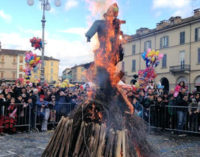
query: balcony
170 64 190 74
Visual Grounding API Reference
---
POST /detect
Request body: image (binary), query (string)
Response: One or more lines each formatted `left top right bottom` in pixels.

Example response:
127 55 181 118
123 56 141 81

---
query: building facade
30 56 59 84
122 9 200 91
0 48 26 82
69 62 93 83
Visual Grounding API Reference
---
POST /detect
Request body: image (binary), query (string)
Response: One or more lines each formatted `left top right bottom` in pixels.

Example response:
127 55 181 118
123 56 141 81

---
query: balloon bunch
141 49 164 68
135 49 164 89
24 51 41 80
30 37 42 50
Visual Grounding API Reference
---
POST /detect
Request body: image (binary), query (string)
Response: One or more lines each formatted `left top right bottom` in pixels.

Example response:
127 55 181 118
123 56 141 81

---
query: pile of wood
42 90 159 157
42 117 132 157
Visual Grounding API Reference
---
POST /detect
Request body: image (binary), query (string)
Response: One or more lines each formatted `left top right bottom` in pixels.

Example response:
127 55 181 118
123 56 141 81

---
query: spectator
36 96 49 132
0 93 6 134
188 92 200 131
176 88 188 134
143 94 154 122
4 97 17 133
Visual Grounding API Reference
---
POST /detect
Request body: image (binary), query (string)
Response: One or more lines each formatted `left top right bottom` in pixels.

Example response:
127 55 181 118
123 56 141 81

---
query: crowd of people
0 80 200 135
126 81 200 134
0 82 86 135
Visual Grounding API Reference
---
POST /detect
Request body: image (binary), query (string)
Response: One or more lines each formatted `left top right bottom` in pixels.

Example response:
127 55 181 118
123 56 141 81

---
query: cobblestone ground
0 131 200 157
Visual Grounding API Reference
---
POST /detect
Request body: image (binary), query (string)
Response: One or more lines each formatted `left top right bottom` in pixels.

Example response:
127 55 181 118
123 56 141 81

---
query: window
51 76 53 81
132 45 136 55
20 56 23 63
1 55 4 62
198 48 200 64
51 68 53 73
180 32 185 45
0 72 4 79
195 28 200 41
13 56 17 63
160 36 169 48
144 41 151 51
132 60 136 72
19 65 23 72
180 50 185 67
162 54 167 68
51 62 53 66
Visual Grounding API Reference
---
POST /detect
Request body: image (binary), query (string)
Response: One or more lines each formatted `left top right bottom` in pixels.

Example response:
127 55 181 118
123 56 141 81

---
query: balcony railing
170 64 190 73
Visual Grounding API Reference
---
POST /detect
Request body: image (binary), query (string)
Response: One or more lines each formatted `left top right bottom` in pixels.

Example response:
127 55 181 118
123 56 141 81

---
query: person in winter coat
188 92 200 131
36 96 49 131
0 93 6 134
143 94 155 123
176 88 188 132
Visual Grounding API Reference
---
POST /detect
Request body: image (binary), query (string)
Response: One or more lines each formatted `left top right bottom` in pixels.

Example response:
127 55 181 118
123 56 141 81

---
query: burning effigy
42 3 159 157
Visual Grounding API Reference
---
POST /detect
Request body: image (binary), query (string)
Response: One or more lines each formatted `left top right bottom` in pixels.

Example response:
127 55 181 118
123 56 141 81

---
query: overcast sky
0 0 200 75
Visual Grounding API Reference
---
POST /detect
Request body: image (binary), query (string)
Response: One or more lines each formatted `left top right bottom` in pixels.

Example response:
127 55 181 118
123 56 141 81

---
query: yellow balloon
152 57 155 62
36 57 40 62
155 51 159 56
29 60 34 65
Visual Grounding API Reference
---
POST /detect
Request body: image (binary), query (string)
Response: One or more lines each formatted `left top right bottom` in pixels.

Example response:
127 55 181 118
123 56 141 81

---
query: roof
71 61 94 69
127 15 200 42
39 56 60 61
0 49 26 56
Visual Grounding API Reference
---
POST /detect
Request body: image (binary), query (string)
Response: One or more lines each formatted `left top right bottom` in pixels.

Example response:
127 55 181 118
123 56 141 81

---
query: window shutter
183 32 185 43
195 28 198 41
166 36 169 47
132 45 135 55
198 48 200 64
132 60 136 72
180 32 182 44
149 41 152 49
160 38 162 49
144 42 146 51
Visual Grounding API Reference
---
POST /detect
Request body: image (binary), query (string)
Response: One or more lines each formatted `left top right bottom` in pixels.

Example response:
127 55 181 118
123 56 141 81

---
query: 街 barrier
148 105 200 134
0 103 74 133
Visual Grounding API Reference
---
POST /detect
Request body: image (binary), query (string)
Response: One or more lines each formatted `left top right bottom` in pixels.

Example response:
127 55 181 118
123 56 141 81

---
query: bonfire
42 3 158 157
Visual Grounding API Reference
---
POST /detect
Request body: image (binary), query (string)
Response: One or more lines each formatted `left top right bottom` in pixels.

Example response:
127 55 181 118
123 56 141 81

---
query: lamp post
27 0 61 85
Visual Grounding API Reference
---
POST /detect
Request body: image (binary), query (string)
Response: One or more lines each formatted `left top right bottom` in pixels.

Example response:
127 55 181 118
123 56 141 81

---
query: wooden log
58 119 72 157
109 130 116 157
78 123 93 157
96 123 106 157
51 117 69 156
73 122 85 157
114 130 122 157
42 117 66 157
122 130 126 157
104 129 115 157
91 123 101 157
63 119 74 157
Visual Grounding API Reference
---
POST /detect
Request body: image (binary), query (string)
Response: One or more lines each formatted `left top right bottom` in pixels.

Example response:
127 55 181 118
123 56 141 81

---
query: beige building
0 46 26 82
122 9 200 91
30 56 60 84
70 62 93 83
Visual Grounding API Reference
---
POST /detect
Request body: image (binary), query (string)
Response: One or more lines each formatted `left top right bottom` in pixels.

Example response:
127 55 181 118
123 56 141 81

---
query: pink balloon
147 49 151 53
158 54 164 60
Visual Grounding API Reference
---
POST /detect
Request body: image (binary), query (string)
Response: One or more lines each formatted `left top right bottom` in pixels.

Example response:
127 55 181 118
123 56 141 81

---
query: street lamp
27 0 61 85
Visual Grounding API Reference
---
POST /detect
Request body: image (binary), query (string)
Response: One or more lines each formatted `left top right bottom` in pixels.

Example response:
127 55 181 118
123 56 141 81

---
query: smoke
85 0 118 22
